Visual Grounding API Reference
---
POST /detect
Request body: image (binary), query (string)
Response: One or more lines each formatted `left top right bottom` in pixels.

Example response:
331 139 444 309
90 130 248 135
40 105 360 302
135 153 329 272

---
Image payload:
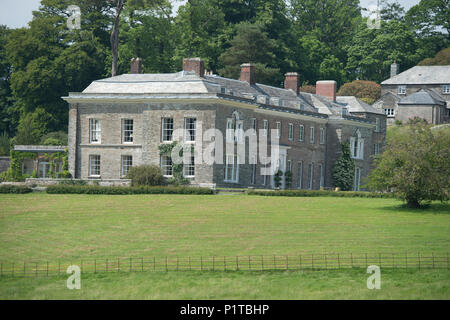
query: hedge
247 189 394 198
45 185 214 195
0 185 33 194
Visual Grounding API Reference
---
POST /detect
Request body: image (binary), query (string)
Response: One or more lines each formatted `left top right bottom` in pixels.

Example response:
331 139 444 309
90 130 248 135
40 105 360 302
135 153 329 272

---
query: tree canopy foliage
367 124 450 208
0 0 448 149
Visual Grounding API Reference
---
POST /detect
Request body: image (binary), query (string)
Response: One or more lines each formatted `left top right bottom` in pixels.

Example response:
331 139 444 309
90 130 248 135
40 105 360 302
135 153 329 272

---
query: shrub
126 165 164 187
247 189 393 198
58 179 87 185
46 185 214 195
337 80 381 103
0 185 33 194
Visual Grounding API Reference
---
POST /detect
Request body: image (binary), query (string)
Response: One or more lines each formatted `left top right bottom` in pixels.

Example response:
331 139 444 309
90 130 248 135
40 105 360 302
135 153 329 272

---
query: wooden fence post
286 256 288 270
46 261 49 277
337 254 340 269
176 256 179 272
165 257 168 272
94 259 97 273
325 254 327 269
378 253 381 267
224 256 226 271
365 253 368 268
248 256 251 270
24 262 26 277
261 256 264 271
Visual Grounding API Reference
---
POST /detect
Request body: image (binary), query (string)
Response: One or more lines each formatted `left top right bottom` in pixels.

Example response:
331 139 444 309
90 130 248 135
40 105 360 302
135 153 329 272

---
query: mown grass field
0 193 449 299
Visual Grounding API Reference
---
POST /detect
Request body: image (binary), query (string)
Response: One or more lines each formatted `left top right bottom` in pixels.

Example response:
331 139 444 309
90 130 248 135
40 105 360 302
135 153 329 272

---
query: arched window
350 130 364 160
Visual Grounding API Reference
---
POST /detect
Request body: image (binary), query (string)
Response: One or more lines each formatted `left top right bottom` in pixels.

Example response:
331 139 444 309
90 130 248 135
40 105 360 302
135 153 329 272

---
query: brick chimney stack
284 72 299 94
240 63 256 85
316 80 337 102
130 57 142 74
390 61 399 78
183 58 205 77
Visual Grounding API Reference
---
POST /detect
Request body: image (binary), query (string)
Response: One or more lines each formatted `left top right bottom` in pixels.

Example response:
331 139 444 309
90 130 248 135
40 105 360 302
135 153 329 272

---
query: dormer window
398 86 406 95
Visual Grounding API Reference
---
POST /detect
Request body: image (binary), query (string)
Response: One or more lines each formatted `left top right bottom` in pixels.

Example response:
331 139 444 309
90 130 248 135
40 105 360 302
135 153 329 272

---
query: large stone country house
62 58 386 190
373 63 450 125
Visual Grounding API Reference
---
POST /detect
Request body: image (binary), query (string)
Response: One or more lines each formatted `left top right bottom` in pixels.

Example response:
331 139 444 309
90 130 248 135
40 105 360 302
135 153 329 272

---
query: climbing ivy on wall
0 148 70 182
158 142 190 186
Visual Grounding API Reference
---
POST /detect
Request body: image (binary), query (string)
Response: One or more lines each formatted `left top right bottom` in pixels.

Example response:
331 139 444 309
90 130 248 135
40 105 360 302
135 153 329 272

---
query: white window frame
161 118 174 143
224 155 239 183
121 155 133 177
297 161 303 189
121 119 133 144
374 143 380 155
288 123 293 141
299 125 304 142
250 155 256 184
183 155 195 178
398 85 406 95
350 133 364 160
226 118 234 142
276 121 281 139
319 164 324 188
375 118 381 132
252 118 257 135
442 85 450 94
89 155 100 177
308 163 314 190
236 120 244 143
160 155 173 177
384 108 395 117
89 119 101 144
184 118 196 143
319 127 325 144
263 120 268 137
310 127 315 144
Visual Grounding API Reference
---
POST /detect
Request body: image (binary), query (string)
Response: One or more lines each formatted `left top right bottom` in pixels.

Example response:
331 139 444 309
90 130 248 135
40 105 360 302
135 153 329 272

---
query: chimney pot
284 72 299 94
316 80 337 102
183 58 205 77
130 57 142 74
240 63 256 85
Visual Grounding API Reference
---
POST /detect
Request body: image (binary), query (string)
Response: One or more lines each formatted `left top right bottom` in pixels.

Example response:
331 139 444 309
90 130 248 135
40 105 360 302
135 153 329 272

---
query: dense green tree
418 47 450 65
332 142 355 191
405 0 450 39
346 19 421 82
173 0 228 72
367 124 450 208
218 23 280 85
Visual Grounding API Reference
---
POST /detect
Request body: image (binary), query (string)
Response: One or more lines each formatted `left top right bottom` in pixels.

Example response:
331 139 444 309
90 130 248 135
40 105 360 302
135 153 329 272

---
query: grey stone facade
375 64 450 125
63 59 386 190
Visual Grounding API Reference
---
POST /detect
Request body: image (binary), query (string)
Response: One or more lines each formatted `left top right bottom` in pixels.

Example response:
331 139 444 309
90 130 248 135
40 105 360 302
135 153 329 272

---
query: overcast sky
0 0 421 29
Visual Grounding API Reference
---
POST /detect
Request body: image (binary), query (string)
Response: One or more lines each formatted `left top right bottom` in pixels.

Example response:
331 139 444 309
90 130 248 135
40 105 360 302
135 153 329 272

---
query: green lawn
0 193 449 299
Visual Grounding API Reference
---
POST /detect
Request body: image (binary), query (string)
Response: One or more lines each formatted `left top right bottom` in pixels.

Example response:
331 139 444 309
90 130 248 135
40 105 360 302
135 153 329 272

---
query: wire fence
0 253 448 278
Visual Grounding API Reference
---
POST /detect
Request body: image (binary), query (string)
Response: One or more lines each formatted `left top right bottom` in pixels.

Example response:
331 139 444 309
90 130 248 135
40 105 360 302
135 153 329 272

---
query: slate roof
74 70 378 123
381 66 450 85
397 89 446 106
336 96 384 115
